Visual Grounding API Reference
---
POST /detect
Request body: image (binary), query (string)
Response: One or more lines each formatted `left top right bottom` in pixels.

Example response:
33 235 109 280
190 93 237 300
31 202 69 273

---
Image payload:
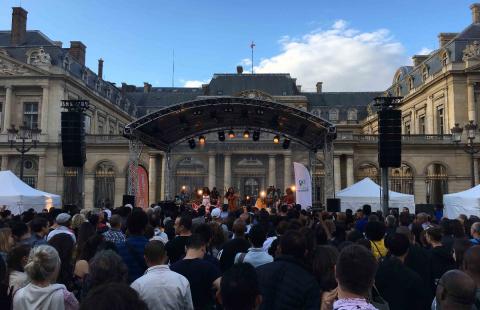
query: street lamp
451 121 479 187
7 122 41 182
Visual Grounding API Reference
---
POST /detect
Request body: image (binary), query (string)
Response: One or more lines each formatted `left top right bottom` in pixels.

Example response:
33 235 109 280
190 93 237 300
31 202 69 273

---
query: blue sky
0 0 475 91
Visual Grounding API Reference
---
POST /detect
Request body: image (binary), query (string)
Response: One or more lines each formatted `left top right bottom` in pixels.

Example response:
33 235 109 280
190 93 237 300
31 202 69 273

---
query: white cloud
181 79 209 87
253 20 407 91
416 47 433 55
240 58 252 67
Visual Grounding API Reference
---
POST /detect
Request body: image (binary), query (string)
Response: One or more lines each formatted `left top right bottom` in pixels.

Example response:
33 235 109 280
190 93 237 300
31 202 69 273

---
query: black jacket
256 255 320 310
428 245 456 295
375 256 431 310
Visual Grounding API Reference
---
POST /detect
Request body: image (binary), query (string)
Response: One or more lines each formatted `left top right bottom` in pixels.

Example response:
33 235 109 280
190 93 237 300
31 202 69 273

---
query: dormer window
408 76 414 90
441 51 449 67
63 57 70 70
311 109 320 117
395 85 401 96
422 66 429 82
95 80 101 92
82 69 88 83
347 108 357 121
116 96 121 105
329 108 339 121
106 88 112 99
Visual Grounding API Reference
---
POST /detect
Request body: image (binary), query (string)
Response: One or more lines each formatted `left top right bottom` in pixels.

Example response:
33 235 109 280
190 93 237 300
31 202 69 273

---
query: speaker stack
61 111 86 167
378 109 402 168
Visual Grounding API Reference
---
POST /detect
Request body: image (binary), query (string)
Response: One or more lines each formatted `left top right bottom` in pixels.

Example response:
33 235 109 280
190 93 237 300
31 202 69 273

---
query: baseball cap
56 213 71 225
211 208 221 218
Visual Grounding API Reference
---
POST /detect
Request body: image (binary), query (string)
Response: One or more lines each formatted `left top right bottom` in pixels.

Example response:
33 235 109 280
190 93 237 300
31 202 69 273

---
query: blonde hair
0 227 12 253
71 214 86 230
24 245 60 282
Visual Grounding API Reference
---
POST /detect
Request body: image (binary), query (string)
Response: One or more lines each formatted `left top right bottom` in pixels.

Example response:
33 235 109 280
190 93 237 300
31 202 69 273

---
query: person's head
110 214 122 229
384 233 409 259
0 227 14 252
71 213 86 231
77 221 95 248
336 244 377 297
174 213 192 235
220 263 261 310
7 244 30 272
436 270 476 310
312 245 339 291
144 240 167 267
362 204 371 216
463 245 480 282
426 226 443 245
355 209 364 219
416 212 428 224
395 226 413 243
30 217 49 237
385 215 396 228
10 221 29 242
194 223 213 246
24 245 60 284
453 239 473 269
470 222 480 239
185 234 207 257
365 221 386 242
126 210 149 235
89 250 128 288
80 283 147 310
232 219 246 237
248 225 267 248
209 222 226 248
55 213 71 227
279 230 307 260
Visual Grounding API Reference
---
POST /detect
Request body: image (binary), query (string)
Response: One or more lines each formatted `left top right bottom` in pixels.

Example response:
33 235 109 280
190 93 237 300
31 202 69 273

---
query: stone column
41 86 49 135
148 154 157 204
1 155 8 171
224 153 231 191
283 153 292 191
208 153 216 189
468 83 477 122
475 158 480 186
334 156 341 192
346 156 354 187
268 155 276 188
37 155 46 190
2 86 12 133
93 109 98 134
160 154 166 200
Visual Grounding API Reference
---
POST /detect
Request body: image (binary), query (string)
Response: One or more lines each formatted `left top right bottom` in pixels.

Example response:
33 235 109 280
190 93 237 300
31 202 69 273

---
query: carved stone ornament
0 59 29 75
236 89 273 101
0 49 9 56
28 47 52 66
462 41 480 61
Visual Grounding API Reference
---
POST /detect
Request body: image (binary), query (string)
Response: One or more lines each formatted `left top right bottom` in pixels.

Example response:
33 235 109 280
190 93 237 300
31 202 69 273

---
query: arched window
175 157 207 194
422 66 429 82
441 51 449 67
15 157 38 188
390 164 414 194
347 108 357 121
425 163 448 204
312 160 325 208
329 108 339 122
94 161 116 208
356 163 379 184
408 76 414 90
63 167 82 206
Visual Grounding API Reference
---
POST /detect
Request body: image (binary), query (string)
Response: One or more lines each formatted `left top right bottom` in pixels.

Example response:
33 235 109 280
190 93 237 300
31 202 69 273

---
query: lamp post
7 123 41 181
451 121 479 187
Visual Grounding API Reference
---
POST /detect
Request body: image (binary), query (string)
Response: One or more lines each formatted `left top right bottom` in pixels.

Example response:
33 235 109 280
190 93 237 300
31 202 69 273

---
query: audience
165 213 192 263
435 270 476 310
220 263 262 310
47 213 76 243
234 224 273 267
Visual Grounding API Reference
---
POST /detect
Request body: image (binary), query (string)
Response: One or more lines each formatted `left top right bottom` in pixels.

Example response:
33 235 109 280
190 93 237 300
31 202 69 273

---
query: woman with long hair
0 228 14 263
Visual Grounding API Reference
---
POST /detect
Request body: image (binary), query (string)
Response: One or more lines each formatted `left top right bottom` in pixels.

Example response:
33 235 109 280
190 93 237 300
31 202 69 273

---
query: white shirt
131 265 193 310
234 247 273 268
46 226 76 243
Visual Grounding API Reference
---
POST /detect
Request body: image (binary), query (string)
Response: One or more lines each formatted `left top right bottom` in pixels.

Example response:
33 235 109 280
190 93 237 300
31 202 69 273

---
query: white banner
293 162 312 209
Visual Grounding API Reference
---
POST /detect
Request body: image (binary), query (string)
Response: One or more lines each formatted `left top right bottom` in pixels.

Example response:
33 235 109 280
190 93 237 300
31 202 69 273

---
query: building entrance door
243 177 260 198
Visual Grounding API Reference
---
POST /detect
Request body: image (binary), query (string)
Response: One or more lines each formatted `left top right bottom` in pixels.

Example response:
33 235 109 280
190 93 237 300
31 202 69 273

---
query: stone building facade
0 5 479 209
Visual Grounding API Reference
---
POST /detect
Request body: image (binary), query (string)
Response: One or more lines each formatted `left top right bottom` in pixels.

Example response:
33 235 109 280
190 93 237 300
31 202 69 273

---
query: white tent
0 170 61 215
443 185 480 218
336 177 415 212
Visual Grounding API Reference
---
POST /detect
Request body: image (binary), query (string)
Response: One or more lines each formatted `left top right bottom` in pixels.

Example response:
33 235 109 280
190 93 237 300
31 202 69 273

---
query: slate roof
0 30 54 47
304 92 381 107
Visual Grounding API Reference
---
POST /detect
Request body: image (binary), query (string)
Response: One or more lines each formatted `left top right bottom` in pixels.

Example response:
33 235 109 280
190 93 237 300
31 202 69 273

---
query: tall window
312 160 325 208
84 115 91 134
329 109 339 122
441 52 448 66
0 102 3 130
23 102 39 129
437 107 444 135
426 163 448 204
63 167 82 206
347 108 357 121
418 115 426 134
94 162 115 208
404 121 411 135
356 163 379 184
422 66 429 81
390 164 414 194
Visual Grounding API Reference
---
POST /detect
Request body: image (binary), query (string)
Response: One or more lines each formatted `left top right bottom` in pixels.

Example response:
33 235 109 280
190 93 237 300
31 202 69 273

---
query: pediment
0 53 48 76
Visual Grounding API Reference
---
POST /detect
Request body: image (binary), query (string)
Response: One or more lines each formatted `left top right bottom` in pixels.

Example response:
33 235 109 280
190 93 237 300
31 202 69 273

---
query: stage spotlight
218 131 225 141
199 135 206 144
228 130 235 138
243 130 250 139
273 135 280 144
188 139 196 149
253 131 260 141
282 138 291 149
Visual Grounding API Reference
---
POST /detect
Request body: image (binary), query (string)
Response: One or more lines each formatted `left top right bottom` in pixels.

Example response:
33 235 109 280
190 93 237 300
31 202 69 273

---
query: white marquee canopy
0 170 61 215
443 185 480 218
336 177 415 212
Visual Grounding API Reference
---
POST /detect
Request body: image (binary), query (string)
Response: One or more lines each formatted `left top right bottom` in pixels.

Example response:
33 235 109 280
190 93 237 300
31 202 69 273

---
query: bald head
471 222 480 239
437 270 476 310
464 245 480 281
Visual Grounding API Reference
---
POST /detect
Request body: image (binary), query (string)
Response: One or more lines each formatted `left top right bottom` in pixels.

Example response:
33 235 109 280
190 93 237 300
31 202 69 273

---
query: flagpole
250 41 255 74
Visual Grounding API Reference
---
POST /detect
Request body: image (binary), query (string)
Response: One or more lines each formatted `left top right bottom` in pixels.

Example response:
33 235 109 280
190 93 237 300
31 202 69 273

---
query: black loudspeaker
327 198 341 212
378 109 401 168
122 195 135 207
415 204 437 217
61 111 86 167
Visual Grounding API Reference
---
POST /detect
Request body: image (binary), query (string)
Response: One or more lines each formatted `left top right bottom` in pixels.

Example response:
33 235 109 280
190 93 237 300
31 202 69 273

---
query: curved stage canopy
124 96 336 151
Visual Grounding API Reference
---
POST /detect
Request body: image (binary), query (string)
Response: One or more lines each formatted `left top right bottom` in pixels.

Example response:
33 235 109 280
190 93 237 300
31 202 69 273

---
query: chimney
471 3 480 24
143 82 152 93
297 85 302 92
98 58 104 79
53 41 63 47
412 55 429 67
10 7 27 46
69 41 86 66
438 33 457 47
236 65 243 74
316 82 323 93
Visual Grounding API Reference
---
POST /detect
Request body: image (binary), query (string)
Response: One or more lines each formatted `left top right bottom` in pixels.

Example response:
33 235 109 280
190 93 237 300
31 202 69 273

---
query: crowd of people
0 200 480 309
